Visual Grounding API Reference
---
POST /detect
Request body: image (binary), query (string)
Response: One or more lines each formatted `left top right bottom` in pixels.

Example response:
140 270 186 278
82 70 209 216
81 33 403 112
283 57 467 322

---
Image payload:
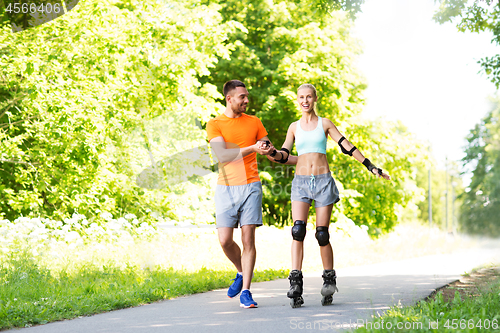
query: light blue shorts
215 182 263 228
291 173 340 208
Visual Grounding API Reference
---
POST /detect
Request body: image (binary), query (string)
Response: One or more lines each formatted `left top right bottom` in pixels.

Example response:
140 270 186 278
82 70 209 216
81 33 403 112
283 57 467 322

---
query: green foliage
460 99 500 236
0 251 288 330
1 0 428 234
354 280 500 332
433 0 468 24
0 0 231 220
332 120 426 236
434 0 500 87
0 0 9 29
307 0 365 18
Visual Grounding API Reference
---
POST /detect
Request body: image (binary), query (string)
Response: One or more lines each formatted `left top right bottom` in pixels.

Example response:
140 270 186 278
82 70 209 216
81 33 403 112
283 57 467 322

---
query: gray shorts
291 173 340 208
215 182 263 228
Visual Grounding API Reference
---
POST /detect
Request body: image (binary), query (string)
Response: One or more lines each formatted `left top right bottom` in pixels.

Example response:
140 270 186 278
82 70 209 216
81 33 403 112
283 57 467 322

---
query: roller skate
287 269 304 308
320 269 338 306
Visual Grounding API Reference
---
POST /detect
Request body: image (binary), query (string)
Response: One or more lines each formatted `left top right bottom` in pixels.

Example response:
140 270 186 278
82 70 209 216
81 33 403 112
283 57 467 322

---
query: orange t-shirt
207 113 268 186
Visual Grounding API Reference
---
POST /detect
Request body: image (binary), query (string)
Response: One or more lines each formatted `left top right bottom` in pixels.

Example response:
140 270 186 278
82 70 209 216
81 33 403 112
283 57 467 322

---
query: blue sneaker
227 273 243 298
240 290 258 308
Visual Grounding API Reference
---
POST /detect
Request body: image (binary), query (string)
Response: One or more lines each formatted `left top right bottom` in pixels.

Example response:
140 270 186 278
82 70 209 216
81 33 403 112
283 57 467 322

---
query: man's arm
210 136 272 164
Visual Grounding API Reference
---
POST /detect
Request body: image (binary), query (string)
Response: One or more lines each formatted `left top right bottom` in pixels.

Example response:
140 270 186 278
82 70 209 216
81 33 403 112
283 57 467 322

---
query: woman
267 84 391 308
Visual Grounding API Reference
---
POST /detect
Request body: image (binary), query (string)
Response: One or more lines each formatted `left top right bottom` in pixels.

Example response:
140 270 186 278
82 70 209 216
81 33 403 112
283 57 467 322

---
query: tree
434 0 500 87
0 0 232 220
305 0 365 17
1 0 429 234
460 99 500 236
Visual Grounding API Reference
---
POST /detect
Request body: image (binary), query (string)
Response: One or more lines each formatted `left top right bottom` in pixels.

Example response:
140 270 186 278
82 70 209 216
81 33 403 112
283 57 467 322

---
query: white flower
65 231 80 243
108 222 120 231
101 212 113 220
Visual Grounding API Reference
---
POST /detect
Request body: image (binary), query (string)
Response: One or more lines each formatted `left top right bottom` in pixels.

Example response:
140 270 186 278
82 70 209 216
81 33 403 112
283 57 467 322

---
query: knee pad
315 226 330 246
291 220 306 241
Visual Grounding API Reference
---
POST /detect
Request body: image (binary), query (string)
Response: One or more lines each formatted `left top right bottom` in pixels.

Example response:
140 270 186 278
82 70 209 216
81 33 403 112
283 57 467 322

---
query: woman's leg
291 201 310 271
315 203 338 305
315 204 334 270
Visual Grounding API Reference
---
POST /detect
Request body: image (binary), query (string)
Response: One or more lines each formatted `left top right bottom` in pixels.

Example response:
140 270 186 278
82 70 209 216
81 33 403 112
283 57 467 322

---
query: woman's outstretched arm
324 118 391 180
266 122 297 165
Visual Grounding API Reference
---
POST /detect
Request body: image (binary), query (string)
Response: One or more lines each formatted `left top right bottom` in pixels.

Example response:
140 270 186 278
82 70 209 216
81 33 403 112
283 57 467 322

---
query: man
206 80 274 308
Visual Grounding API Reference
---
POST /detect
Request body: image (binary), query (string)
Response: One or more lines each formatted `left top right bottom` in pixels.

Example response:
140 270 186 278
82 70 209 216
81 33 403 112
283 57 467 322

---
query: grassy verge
354 268 500 332
0 254 287 330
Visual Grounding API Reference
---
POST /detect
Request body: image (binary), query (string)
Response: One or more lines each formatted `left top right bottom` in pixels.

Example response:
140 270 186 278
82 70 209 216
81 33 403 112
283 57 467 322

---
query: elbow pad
275 148 289 164
338 137 357 156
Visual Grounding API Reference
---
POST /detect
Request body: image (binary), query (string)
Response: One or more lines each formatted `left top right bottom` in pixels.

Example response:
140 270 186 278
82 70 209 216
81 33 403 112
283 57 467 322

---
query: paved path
12 247 500 333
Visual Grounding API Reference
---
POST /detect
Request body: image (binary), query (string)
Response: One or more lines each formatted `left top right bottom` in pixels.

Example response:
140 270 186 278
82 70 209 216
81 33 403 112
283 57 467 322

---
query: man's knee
218 228 235 249
292 220 306 241
219 236 235 250
315 226 330 246
241 224 256 249
242 241 256 253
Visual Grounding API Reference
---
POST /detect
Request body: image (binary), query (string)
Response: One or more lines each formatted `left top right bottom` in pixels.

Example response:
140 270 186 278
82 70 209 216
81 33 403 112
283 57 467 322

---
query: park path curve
11 246 500 333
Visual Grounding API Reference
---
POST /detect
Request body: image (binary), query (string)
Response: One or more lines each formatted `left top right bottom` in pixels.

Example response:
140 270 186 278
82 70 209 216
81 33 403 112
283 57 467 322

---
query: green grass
0 220 490 330
0 253 288 330
354 279 500 332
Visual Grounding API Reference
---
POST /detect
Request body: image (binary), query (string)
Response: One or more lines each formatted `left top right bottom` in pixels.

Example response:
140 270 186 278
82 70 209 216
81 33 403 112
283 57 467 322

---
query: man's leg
217 227 242 272
237 182 261 308
240 224 256 290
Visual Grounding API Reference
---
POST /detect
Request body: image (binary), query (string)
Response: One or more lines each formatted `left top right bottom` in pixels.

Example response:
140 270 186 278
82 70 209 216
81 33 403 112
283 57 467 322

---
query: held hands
254 140 275 156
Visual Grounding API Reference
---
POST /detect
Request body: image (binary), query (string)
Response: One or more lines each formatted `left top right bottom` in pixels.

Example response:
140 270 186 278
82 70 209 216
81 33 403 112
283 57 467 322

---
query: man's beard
232 104 246 114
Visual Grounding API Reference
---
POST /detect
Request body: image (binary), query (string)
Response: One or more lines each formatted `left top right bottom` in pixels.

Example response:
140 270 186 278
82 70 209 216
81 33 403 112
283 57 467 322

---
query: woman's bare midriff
295 153 330 175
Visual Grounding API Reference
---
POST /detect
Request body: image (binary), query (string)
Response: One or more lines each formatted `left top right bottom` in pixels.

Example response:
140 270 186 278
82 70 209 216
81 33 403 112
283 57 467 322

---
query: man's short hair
223 80 246 97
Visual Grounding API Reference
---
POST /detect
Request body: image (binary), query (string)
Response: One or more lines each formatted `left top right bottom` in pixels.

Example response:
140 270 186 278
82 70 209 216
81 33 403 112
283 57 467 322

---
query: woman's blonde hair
297 83 318 115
